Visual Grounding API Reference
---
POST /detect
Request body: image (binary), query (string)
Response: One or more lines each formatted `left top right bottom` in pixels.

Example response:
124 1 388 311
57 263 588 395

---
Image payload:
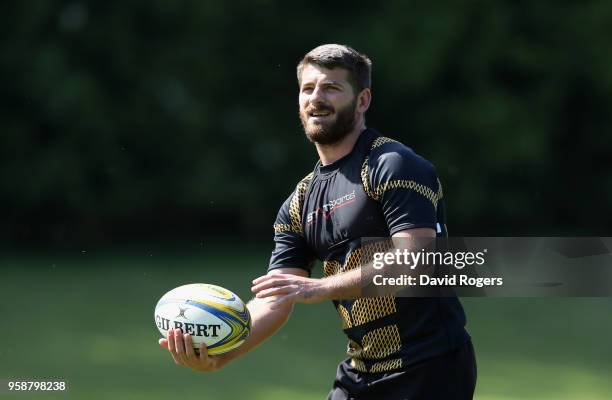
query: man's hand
252 229 437 305
158 328 227 372
251 273 329 309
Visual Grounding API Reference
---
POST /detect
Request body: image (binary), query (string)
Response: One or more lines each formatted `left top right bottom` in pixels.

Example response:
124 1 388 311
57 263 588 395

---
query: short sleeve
368 144 442 236
268 193 317 275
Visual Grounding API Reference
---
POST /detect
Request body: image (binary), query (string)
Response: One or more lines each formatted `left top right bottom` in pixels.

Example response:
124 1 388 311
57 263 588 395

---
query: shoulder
288 170 315 209
296 170 315 188
368 136 437 181
273 170 314 234
282 170 315 205
360 135 442 206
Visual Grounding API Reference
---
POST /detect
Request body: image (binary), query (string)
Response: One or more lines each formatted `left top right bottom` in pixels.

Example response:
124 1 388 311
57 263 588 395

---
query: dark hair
297 44 372 93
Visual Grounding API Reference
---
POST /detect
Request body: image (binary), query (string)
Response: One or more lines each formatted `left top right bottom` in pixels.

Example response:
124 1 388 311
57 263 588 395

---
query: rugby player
160 44 477 399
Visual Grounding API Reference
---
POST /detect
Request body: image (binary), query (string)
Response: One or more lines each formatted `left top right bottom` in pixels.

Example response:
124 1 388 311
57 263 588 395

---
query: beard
300 98 357 145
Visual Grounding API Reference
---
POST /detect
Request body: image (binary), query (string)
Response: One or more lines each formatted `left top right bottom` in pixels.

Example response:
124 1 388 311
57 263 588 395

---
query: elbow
248 297 294 321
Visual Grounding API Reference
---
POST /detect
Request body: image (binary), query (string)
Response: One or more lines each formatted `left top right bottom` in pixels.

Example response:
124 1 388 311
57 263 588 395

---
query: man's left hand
251 273 328 309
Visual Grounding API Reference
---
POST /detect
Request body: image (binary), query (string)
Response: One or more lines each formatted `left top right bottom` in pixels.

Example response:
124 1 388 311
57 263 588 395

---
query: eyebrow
302 80 345 87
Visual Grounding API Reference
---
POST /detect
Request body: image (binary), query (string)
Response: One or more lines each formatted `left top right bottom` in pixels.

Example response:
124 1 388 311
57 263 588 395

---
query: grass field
1 246 611 399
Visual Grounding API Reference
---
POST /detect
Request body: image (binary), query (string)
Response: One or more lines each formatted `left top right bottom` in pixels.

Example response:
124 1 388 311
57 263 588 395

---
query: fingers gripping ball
155 284 251 355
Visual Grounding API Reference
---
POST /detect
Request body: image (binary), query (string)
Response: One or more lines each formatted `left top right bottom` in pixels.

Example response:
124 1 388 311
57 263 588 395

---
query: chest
302 167 388 258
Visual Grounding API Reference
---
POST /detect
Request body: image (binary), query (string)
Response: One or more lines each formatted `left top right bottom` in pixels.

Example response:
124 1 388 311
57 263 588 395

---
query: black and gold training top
268 128 469 374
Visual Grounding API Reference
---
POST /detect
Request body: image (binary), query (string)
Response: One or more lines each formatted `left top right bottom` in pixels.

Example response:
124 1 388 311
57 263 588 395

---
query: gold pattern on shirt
369 358 403 373
337 304 352 329
323 260 340 277
350 357 368 372
360 136 443 209
351 297 396 327
371 136 397 149
359 324 402 359
286 172 313 235
374 179 441 209
273 223 293 233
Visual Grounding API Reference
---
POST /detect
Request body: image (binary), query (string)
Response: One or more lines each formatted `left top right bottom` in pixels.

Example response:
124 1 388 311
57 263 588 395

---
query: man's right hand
159 268 305 373
158 328 227 372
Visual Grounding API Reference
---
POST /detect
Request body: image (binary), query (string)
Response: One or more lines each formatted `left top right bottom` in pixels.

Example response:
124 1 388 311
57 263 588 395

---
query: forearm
216 297 293 367
252 267 366 304
318 229 436 301
320 268 362 300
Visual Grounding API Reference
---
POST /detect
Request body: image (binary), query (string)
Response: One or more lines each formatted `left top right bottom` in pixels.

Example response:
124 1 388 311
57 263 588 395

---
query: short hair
297 44 372 94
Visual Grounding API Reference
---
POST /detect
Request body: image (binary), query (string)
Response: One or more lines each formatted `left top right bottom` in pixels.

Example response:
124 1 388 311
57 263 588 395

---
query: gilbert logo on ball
155 283 251 355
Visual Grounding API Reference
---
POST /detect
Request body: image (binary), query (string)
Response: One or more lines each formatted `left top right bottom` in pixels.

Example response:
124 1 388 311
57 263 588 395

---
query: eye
301 86 314 93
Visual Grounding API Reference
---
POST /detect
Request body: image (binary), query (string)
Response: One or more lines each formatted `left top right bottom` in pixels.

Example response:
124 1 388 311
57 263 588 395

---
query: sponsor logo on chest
306 190 357 224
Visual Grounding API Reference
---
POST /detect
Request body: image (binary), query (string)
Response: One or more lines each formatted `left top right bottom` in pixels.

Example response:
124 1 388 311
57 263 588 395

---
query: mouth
307 109 333 120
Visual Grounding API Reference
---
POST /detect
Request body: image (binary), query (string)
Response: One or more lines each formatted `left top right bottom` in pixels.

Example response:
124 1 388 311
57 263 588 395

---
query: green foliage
1 1 610 246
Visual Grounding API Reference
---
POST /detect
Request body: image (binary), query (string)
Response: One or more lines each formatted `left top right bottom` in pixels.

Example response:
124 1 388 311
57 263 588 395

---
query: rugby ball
155 283 251 355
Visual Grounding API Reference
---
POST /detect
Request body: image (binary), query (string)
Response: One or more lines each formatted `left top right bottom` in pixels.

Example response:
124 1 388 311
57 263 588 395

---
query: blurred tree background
2 0 611 249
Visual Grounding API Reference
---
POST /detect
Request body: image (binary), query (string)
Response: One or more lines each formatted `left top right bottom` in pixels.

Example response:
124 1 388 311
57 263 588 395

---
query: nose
310 84 326 104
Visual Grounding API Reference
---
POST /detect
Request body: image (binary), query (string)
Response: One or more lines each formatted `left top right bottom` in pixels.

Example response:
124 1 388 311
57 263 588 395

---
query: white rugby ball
155 283 251 355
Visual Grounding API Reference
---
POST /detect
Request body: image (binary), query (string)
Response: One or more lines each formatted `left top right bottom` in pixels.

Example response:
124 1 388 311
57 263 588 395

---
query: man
160 44 477 399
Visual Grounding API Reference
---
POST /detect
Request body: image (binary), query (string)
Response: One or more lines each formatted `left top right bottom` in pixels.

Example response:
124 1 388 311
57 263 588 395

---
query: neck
315 119 366 166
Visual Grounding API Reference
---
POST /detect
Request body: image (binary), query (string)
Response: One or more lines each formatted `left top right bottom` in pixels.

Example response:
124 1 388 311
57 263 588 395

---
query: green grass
1 248 611 399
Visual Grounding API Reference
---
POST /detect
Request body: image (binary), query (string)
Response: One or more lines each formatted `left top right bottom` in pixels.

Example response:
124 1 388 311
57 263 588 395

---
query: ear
356 88 371 114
